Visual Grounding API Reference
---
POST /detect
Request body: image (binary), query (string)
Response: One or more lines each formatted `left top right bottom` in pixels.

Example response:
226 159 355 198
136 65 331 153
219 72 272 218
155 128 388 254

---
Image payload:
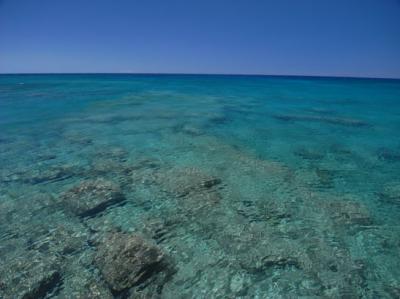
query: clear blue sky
1 0 400 78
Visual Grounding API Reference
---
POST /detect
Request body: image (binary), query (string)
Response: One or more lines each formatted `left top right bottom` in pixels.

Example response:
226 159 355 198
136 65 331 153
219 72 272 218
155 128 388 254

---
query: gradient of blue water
1 74 400 298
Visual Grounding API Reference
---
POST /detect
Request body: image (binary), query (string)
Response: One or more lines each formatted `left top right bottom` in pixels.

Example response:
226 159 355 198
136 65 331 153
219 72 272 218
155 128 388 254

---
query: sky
0 0 400 78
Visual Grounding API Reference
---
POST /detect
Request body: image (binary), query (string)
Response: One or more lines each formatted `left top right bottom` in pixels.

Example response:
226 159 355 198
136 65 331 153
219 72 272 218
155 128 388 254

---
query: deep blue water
1 74 400 298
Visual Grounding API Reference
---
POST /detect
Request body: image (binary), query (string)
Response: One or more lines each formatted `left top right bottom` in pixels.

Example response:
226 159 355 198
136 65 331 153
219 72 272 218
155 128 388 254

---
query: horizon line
0 72 399 81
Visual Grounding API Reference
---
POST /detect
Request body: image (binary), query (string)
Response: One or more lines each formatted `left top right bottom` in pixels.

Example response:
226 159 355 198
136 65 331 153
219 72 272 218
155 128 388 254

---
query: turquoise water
1 74 400 298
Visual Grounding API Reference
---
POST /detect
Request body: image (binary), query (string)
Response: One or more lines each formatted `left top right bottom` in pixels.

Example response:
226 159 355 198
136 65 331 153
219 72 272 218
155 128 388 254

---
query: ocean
1 74 400 298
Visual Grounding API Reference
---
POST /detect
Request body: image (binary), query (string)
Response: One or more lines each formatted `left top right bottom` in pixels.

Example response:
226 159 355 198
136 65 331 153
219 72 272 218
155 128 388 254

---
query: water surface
1 74 400 298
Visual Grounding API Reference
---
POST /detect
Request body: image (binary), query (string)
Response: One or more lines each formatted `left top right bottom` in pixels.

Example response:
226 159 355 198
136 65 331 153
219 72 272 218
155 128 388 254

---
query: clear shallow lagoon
1 74 400 298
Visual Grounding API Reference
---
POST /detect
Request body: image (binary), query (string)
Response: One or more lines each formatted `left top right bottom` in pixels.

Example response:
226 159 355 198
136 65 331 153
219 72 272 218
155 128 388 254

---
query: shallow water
1 74 400 298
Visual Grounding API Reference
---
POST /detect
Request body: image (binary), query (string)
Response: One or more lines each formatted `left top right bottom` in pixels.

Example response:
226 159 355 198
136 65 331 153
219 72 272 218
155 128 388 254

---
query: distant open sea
1 74 400 298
